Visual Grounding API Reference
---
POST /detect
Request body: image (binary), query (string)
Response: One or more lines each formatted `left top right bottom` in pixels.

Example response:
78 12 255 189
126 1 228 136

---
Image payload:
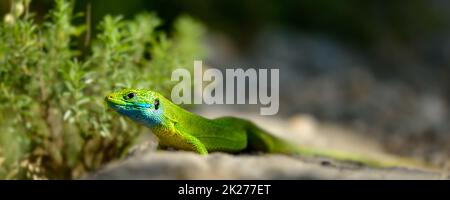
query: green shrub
0 0 205 179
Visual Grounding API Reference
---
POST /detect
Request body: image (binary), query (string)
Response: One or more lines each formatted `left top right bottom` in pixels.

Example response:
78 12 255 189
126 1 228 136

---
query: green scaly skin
105 89 424 168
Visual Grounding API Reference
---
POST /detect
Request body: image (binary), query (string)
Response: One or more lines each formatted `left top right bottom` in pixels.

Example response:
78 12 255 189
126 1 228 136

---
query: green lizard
105 88 423 168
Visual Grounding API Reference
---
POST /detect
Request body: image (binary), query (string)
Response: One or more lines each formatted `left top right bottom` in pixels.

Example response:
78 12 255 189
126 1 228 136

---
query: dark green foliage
0 0 205 179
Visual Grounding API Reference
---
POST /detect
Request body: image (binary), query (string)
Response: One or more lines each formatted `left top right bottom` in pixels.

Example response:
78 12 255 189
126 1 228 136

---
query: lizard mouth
105 96 125 107
105 96 151 109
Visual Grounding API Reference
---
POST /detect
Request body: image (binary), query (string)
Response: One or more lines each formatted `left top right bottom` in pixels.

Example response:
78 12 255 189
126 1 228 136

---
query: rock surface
87 152 446 180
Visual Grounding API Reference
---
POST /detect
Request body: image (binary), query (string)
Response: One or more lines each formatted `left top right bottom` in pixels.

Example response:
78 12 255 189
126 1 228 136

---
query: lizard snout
105 95 114 103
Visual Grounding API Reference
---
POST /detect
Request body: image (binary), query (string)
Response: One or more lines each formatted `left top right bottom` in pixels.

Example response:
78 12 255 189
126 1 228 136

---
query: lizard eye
126 93 135 99
154 99 160 110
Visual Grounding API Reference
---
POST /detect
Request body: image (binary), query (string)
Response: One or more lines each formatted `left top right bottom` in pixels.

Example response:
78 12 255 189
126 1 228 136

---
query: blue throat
109 102 164 128
141 107 164 128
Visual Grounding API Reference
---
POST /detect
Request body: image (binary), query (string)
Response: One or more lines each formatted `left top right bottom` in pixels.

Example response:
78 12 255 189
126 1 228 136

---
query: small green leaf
63 110 72 121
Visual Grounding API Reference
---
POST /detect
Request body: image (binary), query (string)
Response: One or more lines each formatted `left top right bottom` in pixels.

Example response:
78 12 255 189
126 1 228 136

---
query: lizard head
105 89 164 127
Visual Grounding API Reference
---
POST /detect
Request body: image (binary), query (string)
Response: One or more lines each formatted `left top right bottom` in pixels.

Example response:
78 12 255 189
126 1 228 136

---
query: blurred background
1 0 449 179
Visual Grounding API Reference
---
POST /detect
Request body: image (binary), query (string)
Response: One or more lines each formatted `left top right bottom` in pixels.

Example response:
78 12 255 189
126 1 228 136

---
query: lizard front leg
161 128 209 155
183 134 208 155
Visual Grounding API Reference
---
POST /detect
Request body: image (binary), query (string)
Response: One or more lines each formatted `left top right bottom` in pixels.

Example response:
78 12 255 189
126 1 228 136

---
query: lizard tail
215 116 432 169
246 121 431 169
